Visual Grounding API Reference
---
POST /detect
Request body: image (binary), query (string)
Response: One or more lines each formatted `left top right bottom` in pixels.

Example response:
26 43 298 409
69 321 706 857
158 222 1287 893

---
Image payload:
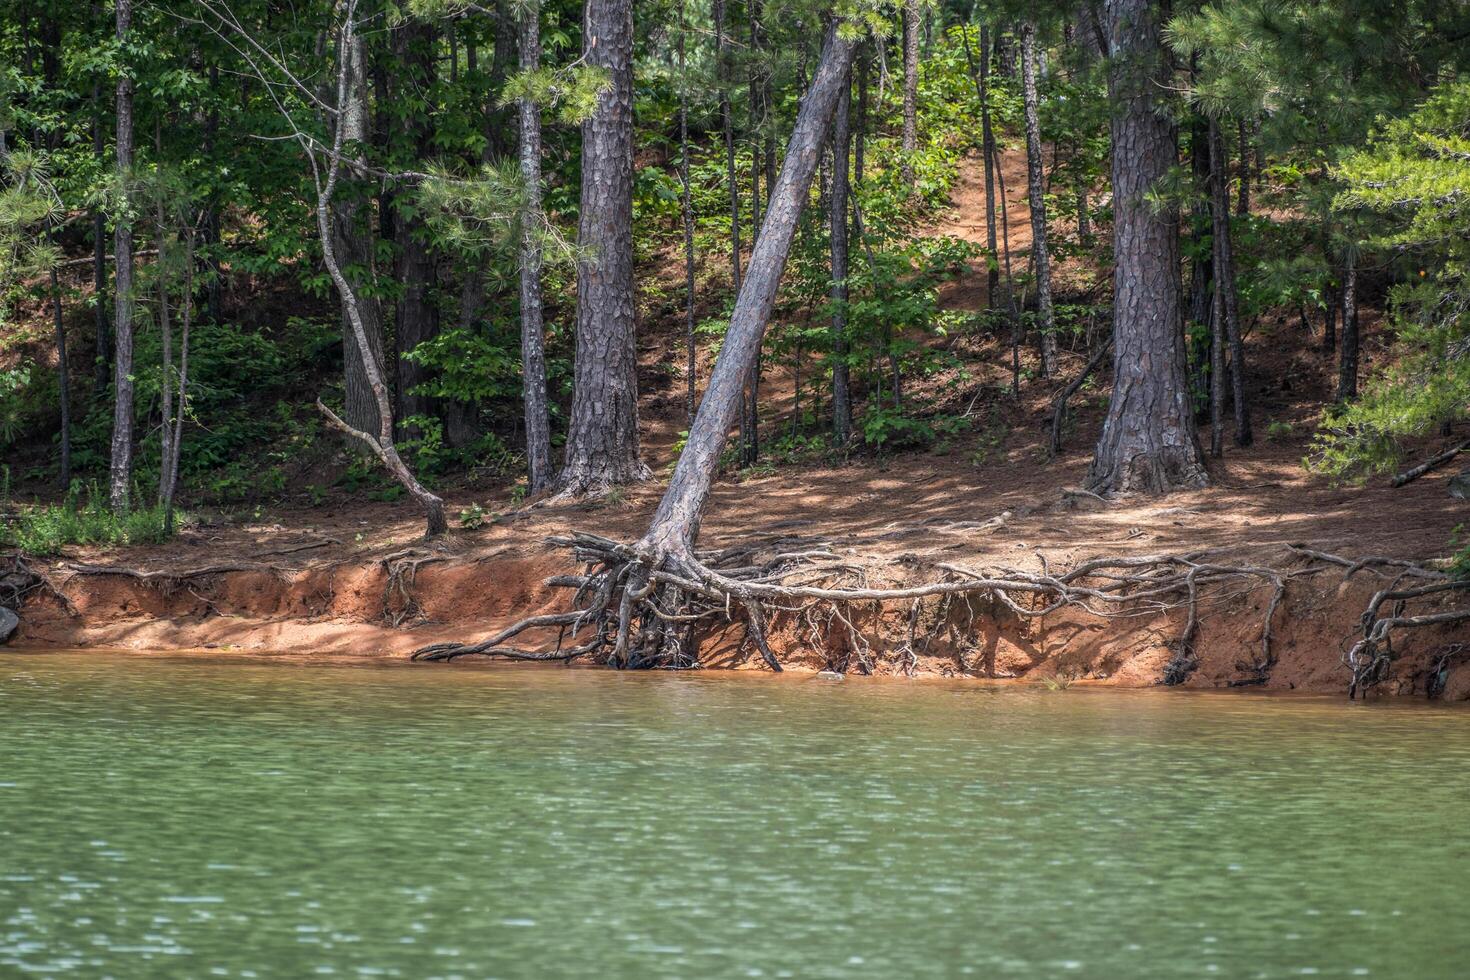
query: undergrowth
0 476 175 555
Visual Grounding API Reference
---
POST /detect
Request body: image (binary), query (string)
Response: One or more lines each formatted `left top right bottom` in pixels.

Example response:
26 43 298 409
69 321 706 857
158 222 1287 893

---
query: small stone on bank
1449 467 1470 501
815 670 844 681
0 607 18 646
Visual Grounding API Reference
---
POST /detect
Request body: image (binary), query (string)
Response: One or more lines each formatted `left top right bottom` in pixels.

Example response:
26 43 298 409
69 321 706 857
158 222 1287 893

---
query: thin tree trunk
157 237 173 506
741 0 764 465
1209 115 1252 447
1186 107 1212 401
519 0 554 491
1236 118 1250 216
557 0 647 494
1337 248 1359 401
962 19 1000 301
901 0 920 184
90 6 110 397
831 75 852 445
313 6 445 538
163 233 193 533
49 262 71 490
108 0 135 514
1020 22 1057 378
1088 0 1208 495
714 0 741 293
677 0 697 425
392 20 440 430
639 26 856 557
330 24 387 442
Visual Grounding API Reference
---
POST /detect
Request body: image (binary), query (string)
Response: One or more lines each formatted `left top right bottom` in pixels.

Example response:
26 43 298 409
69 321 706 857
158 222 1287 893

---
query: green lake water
4 652 1470 978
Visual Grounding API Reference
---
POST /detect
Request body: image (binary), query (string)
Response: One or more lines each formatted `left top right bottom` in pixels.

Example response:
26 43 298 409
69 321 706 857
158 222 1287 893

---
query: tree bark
639 25 856 557
329 24 387 441
714 0 741 293
313 6 445 538
1337 248 1359 401
1209 115 1252 447
108 0 135 515
556 0 647 494
90 6 110 397
677 0 697 426
1020 22 1057 377
1236 118 1250 216
1087 0 1208 495
967 20 1000 300
831 76 852 445
391 20 440 429
518 0 554 492
49 262 71 491
901 0 920 184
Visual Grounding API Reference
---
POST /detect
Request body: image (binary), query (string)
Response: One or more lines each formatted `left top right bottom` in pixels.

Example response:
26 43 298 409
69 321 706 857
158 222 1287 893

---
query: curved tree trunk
556 0 647 494
108 0 135 515
313 5 445 539
638 25 857 558
519 0 554 492
329 25 387 440
1020 22 1057 378
831 76 852 445
1087 0 1208 495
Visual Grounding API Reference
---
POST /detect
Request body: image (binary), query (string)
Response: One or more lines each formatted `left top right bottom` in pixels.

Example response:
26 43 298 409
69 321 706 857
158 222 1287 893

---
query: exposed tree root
412 534 1321 687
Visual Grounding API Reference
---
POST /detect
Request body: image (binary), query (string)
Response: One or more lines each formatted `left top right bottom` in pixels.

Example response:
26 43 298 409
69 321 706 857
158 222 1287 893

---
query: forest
2 0 1470 693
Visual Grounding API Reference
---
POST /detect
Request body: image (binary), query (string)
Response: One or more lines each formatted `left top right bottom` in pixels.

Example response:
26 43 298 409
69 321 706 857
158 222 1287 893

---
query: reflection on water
3 653 1469 977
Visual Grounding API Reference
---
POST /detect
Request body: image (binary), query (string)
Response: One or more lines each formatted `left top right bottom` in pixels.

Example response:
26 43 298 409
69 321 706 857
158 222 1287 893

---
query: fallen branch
1390 439 1470 488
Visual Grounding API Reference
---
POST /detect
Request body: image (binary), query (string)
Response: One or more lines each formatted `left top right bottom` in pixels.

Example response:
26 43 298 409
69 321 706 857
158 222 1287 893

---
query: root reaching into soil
414 533 1399 688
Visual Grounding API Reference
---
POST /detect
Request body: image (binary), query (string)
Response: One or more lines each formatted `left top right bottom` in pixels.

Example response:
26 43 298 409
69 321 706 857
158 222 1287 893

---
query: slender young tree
900 0 920 183
327 20 388 441
1088 0 1208 494
830 74 852 445
677 0 697 425
391 20 440 427
1337 246 1359 401
48 258 70 490
108 0 135 514
518 0 554 491
714 0 741 293
1020 21 1057 377
974 21 999 299
1208 115 1251 446
556 0 647 494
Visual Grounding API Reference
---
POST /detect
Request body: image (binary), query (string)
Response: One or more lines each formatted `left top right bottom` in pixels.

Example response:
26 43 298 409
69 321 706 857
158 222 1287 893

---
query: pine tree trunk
714 0 741 293
677 0 697 426
392 21 440 430
1020 22 1057 377
1088 0 1208 495
108 0 135 515
1209 115 1252 447
1236 119 1250 216
519 0 555 492
90 9 110 397
831 77 852 445
969 21 1000 300
557 0 647 494
1337 249 1359 401
901 0 920 184
639 26 856 556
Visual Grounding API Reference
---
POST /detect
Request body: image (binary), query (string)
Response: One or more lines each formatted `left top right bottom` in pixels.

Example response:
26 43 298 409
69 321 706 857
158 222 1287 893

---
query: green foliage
0 483 173 556
1309 80 1470 480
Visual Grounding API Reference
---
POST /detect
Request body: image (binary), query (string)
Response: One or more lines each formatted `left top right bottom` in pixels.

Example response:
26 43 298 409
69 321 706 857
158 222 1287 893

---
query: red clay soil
7 151 1469 697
